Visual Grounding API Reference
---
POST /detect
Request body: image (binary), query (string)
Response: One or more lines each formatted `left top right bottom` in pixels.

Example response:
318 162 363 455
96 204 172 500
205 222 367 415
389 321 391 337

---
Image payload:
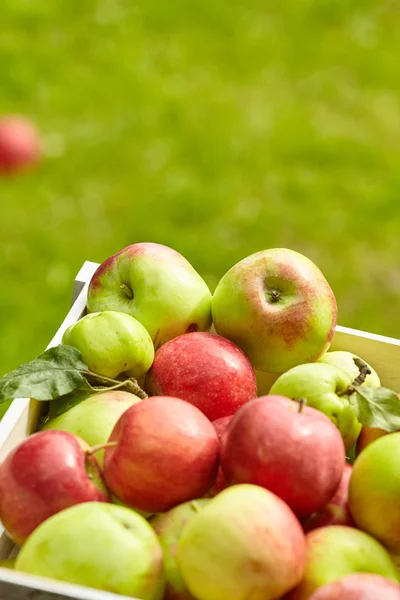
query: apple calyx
86 441 118 456
120 283 134 300
268 290 281 303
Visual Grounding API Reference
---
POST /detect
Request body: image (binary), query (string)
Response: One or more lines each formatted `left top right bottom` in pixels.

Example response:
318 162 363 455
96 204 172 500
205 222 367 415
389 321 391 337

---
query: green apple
15 502 165 600
150 499 210 600
87 242 212 348
177 484 307 600
211 248 337 373
286 526 399 600
349 432 400 554
62 310 154 381
318 351 381 388
270 362 361 451
42 390 141 466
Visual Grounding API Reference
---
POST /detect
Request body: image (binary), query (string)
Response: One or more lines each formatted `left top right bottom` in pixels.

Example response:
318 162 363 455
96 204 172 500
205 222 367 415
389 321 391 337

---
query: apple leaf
0 345 90 403
47 388 95 419
349 386 400 432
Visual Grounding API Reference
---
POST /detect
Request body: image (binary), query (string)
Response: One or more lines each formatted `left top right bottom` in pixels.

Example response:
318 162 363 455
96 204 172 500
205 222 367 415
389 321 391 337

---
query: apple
204 415 234 497
87 242 212 348
308 573 400 600
318 351 381 388
150 498 210 600
286 526 400 600
103 396 219 514
356 426 388 455
269 363 361 451
15 502 165 600
349 432 400 554
177 483 306 600
145 332 257 421
0 430 109 545
41 390 141 466
302 464 355 533
211 248 337 373
62 310 154 382
0 115 41 174
220 395 346 518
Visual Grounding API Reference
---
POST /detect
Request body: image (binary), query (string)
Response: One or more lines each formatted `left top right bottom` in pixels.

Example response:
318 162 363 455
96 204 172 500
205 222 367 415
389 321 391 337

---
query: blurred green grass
1 0 400 376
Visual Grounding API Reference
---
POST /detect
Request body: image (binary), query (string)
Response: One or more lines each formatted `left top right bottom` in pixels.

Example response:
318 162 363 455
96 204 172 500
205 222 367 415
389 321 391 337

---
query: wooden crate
0 261 399 599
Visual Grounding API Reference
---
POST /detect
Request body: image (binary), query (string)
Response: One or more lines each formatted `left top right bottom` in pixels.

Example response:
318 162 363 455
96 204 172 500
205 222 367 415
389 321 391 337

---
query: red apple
302 464 355 533
221 395 346 518
103 396 219 513
0 115 41 174
309 573 400 599
204 416 234 498
0 430 109 545
145 332 257 421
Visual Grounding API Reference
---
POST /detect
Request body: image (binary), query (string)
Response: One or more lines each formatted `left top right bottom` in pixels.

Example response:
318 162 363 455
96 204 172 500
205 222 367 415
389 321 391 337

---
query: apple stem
84 371 148 399
87 441 118 456
297 398 307 413
120 283 134 299
338 358 372 397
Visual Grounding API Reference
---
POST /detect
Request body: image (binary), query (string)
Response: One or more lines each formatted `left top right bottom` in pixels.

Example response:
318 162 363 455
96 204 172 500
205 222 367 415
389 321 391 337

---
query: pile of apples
0 242 399 600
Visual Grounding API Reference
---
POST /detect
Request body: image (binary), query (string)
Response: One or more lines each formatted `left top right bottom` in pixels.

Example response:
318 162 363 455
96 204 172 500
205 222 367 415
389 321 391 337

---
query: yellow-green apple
318 351 381 388
301 464 355 533
308 573 400 600
349 432 400 554
15 502 165 600
0 115 41 174
62 310 154 382
0 430 109 545
270 363 361 451
87 242 212 348
42 390 141 466
220 395 345 518
285 526 400 600
203 415 233 497
150 499 210 600
211 248 337 373
145 332 257 421
177 483 306 600
103 396 219 514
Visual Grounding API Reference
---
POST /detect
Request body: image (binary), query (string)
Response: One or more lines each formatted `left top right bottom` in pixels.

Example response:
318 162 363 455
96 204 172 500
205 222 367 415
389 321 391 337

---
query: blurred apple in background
145 332 257 421
308 573 400 599
0 115 41 174
87 242 212 349
104 396 219 513
204 415 233 497
0 430 109 545
301 464 354 533
221 395 346 518
212 248 337 373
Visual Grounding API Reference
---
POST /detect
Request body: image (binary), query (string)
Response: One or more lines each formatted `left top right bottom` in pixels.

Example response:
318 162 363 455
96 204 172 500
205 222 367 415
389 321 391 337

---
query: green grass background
1 0 399 378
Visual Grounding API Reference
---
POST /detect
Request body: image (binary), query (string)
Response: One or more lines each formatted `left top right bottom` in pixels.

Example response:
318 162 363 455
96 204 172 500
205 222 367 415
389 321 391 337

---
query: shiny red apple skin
104 396 219 513
0 430 109 545
0 116 41 174
309 573 400 599
221 395 346 518
302 464 355 533
145 332 257 422
204 416 233 498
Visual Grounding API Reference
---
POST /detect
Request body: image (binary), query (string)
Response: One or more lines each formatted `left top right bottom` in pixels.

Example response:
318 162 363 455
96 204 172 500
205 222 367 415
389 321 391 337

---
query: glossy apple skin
150 499 210 600
309 573 400 600
349 432 400 554
221 395 346 518
104 396 219 514
62 310 154 381
0 430 109 545
212 248 337 373
302 464 355 533
145 332 257 421
87 242 212 348
177 484 307 600
285 526 400 600
204 416 233 497
0 116 41 174
15 502 165 600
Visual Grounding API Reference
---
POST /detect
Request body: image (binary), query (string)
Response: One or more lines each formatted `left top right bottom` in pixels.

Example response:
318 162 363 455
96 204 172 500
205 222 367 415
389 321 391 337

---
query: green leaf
349 386 400 432
47 388 96 419
0 345 90 403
